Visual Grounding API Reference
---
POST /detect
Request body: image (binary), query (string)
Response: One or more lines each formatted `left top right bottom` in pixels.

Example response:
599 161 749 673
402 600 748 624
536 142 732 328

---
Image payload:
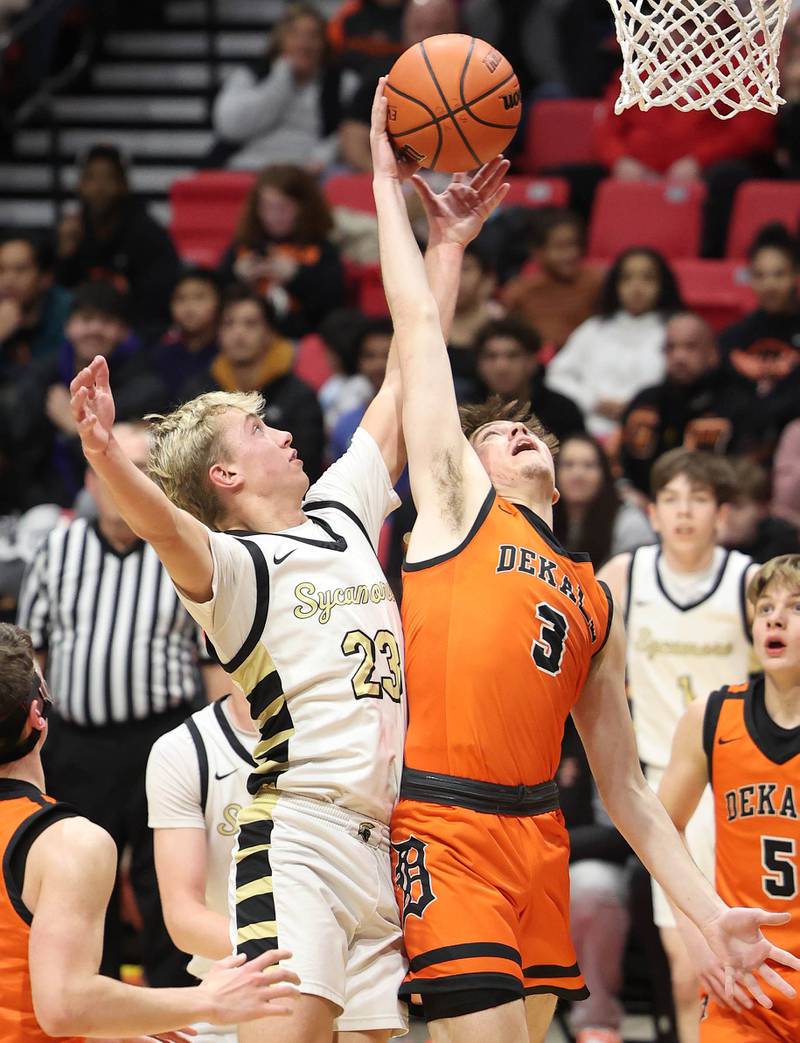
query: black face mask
0 674 51 766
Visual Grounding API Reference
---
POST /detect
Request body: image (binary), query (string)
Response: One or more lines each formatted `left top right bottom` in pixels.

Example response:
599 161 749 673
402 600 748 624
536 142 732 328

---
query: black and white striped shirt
17 518 206 726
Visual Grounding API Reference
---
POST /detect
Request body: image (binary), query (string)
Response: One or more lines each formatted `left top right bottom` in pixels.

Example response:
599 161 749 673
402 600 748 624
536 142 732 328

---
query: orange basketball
385 34 521 173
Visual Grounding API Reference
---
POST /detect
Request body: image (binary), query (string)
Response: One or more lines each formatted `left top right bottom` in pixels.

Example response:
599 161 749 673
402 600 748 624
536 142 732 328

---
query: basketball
385 34 521 173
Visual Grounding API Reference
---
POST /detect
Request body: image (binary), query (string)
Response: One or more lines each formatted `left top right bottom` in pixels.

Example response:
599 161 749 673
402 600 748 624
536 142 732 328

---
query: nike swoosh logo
215 769 237 780
273 550 296 565
718 737 740 745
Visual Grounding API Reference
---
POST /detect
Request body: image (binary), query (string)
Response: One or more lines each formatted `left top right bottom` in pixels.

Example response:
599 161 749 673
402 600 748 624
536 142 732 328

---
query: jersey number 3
531 602 569 676
761 836 797 900
342 629 403 702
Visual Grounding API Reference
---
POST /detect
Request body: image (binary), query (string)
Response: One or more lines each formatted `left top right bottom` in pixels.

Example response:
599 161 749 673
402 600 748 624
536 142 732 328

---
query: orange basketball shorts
700 983 800 1042
390 797 588 1003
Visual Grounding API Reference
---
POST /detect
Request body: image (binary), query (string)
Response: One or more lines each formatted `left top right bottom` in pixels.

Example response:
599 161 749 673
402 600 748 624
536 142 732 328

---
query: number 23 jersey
401 491 613 786
176 430 406 825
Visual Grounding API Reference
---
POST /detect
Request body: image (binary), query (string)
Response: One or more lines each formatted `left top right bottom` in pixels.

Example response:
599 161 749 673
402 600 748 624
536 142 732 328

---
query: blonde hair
747 554 800 605
147 391 264 529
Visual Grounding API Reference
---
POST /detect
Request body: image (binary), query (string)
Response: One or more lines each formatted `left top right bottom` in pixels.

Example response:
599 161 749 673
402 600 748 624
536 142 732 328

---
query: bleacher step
53 95 206 124
16 127 214 161
92 61 235 90
103 30 265 59
0 163 194 194
165 0 340 25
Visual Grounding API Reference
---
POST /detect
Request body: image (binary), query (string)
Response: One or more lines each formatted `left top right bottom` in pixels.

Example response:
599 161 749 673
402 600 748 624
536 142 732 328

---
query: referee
17 421 221 987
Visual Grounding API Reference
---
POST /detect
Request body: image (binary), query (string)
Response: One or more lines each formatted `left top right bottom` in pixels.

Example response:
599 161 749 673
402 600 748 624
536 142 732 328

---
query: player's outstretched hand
199 949 300 1025
704 907 800 1008
69 355 116 456
370 77 419 182
677 918 753 1012
412 157 510 248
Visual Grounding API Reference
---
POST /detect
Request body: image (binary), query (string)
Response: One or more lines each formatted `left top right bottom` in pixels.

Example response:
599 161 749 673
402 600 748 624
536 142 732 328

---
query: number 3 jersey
704 678 800 979
177 430 406 825
401 490 612 786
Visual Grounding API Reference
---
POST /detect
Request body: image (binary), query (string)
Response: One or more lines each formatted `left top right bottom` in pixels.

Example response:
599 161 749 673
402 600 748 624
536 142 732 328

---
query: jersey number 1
531 602 569 676
342 629 403 703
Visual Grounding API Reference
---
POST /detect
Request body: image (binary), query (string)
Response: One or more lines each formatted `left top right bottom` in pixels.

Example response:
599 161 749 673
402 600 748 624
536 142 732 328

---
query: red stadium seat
324 173 376 213
725 180 800 259
355 263 390 316
503 176 569 208
170 171 256 265
521 99 601 174
587 179 706 260
672 259 757 330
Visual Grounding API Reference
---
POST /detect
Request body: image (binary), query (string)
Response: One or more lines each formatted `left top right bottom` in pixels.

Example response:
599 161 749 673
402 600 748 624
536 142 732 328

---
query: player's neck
0 753 45 792
763 674 800 730
222 493 305 534
228 689 258 734
660 541 716 576
499 486 553 528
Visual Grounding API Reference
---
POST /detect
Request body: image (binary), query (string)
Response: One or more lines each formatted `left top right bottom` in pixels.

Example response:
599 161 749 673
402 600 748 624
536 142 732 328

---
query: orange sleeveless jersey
702 679 800 1032
0 779 82 1043
402 491 613 786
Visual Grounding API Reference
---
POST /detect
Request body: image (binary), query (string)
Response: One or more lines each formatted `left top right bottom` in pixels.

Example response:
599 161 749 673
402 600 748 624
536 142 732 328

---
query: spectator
55 145 180 335
546 247 682 439
16 421 219 986
553 432 653 567
329 316 393 458
718 224 800 457
592 72 775 256
449 240 501 401
338 0 458 173
619 311 755 494
719 457 800 563
304 309 373 427
153 268 221 405
212 3 356 172
0 231 71 376
558 716 631 1043
8 282 166 508
181 284 324 481
772 418 800 532
220 164 344 339
473 317 585 441
328 0 405 76
502 208 604 354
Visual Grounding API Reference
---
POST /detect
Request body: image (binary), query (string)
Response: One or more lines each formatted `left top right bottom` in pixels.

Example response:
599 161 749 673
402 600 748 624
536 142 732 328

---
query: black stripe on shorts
410 942 522 973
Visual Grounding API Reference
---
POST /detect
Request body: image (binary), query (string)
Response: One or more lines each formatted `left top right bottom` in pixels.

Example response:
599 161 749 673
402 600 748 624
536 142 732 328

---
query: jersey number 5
531 602 569 676
342 629 403 703
761 836 797 900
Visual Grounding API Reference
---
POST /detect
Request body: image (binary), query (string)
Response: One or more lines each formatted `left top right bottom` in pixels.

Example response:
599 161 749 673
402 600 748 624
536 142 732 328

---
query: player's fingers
259 967 301 987
70 384 88 419
90 354 111 388
724 966 736 1001
261 982 301 999
216 952 247 969
702 973 738 1011
68 366 94 398
742 971 773 1009
470 155 505 192
477 157 510 196
768 943 800 973
756 910 791 927
758 961 797 998
248 948 293 971
370 76 388 132
410 173 437 210
484 182 511 215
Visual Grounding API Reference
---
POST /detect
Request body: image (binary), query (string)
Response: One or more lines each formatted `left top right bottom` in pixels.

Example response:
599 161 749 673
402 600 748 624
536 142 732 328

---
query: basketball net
607 0 793 118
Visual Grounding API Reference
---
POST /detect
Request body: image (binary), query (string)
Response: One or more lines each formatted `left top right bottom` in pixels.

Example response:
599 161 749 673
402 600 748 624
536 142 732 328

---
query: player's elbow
34 986 88 1037
162 907 197 956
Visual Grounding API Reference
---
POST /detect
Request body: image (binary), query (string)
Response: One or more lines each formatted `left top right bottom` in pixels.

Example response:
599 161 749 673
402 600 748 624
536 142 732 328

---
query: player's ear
551 486 560 506
208 462 242 493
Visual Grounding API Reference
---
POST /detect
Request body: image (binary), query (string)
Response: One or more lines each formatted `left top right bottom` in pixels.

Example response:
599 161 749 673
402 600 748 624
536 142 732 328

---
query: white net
608 0 793 119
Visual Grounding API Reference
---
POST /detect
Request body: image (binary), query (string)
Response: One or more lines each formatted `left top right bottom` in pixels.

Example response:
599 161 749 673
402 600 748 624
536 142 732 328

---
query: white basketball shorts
230 790 408 1036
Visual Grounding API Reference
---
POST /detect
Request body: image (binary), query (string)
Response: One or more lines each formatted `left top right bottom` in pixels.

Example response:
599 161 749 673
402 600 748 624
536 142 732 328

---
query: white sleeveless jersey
177 429 406 825
625 544 752 769
146 695 257 980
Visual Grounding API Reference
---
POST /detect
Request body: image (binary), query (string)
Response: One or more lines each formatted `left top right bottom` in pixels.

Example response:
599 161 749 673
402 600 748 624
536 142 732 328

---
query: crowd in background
2 0 800 1038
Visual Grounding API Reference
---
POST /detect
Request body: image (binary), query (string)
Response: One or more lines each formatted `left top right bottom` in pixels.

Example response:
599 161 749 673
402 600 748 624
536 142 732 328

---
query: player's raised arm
572 611 800 1006
70 355 213 602
369 79 508 530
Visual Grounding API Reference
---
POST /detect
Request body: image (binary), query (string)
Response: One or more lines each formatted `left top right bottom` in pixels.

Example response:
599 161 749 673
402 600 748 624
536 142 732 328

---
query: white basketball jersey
625 544 752 769
146 695 257 980
177 430 406 825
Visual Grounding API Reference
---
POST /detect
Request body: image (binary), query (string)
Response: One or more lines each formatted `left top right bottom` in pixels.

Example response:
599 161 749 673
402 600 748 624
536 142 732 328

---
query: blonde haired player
599 448 758 1043
658 555 800 1041
68 172 502 1043
368 76 799 1043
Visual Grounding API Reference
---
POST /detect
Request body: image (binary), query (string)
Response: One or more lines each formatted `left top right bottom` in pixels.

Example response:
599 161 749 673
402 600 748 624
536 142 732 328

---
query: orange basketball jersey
703 678 800 1027
402 490 613 786
0 779 82 1043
